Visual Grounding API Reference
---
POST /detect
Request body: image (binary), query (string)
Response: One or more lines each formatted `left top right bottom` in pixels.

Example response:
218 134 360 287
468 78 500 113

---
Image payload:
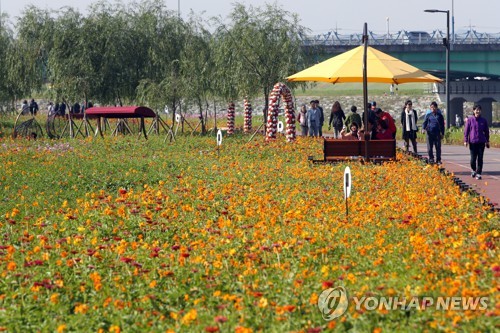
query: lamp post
425 8 451 129
386 17 389 39
451 0 455 47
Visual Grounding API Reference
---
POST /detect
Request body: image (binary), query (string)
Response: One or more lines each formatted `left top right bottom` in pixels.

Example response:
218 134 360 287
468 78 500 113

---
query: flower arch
266 82 296 142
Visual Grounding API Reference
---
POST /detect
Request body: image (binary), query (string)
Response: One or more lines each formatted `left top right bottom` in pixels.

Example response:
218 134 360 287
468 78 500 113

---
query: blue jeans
426 133 442 162
308 123 319 136
300 125 308 136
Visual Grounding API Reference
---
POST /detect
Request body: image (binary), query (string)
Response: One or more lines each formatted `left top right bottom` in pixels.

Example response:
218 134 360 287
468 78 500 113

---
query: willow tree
80 2 137 105
0 18 13 109
179 14 217 134
7 6 54 101
211 26 240 113
215 3 309 123
134 0 188 124
47 7 92 105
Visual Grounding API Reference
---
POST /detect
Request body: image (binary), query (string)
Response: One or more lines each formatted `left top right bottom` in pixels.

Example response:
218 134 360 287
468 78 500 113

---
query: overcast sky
1 0 499 35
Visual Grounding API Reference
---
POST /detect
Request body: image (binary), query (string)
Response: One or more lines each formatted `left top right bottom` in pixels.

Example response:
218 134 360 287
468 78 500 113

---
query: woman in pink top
340 122 362 140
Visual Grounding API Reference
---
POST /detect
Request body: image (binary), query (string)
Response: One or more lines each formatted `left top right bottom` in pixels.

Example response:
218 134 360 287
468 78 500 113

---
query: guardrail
301 29 500 46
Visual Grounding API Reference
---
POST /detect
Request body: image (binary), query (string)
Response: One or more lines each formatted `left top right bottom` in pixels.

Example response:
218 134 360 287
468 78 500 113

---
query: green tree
0 17 14 110
180 14 217 134
47 7 90 105
8 6 54 101
215 3 308 124
135 1 188 124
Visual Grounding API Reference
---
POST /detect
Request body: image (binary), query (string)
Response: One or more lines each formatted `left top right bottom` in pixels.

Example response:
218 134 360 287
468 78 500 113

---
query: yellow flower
109 325 120 333
50 293 59 304
74 303 89 314
309 292 318 305
258 297 268 308
181 309 197 325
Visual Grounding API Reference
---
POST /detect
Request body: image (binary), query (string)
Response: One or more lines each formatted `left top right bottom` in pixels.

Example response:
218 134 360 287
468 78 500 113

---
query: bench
323 138 396 162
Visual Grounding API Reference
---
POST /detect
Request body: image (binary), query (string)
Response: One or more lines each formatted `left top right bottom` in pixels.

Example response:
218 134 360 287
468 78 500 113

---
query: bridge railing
302 29 500 46
435 81 500 95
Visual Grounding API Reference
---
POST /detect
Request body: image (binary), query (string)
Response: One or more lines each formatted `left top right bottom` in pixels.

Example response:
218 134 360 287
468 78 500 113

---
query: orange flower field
0 135 498 332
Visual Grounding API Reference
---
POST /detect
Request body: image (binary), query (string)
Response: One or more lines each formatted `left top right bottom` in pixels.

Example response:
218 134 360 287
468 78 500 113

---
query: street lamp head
424 9 449 14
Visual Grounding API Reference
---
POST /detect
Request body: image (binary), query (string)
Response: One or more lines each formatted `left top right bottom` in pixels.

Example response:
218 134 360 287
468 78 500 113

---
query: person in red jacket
464 105 490 180
374 108 397 139
374 119 393 140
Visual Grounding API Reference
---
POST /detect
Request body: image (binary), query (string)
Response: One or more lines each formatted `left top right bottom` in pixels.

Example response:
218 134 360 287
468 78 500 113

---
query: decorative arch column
266 82 296 142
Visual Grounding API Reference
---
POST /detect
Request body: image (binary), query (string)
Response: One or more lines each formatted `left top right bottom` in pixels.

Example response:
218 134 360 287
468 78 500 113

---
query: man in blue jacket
464 105 490 180
422 101 445 164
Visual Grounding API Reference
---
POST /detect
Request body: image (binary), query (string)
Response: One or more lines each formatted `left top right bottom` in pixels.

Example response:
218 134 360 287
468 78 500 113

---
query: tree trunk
264 88 269 124
198 104 206 135
213 100 217 132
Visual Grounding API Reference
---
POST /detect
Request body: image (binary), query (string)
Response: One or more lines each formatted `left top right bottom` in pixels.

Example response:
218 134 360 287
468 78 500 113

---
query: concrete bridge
303 30 500 125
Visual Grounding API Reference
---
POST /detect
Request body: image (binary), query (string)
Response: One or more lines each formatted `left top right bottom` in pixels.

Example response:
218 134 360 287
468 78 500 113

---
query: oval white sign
343 166 352 200
217 129 223 146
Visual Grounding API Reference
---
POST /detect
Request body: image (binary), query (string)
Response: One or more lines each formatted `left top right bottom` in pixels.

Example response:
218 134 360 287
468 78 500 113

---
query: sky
1 0 499 35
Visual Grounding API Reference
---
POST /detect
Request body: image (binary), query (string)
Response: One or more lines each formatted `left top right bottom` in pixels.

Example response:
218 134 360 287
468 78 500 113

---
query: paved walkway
407 142 500 210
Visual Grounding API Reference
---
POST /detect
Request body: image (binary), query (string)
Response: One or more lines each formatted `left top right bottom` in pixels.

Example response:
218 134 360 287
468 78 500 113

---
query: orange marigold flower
181 309 197 325
7 262 16 271
50 293 59 304
74 303 89 314
109 326 120 333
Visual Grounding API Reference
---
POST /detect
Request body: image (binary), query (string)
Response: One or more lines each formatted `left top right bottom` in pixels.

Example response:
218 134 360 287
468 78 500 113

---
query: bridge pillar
450 97 466 126
437 80 500 126
474 98 494 125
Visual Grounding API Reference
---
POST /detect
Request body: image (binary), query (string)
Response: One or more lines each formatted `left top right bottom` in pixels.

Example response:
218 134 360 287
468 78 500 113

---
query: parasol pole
362 23 369 161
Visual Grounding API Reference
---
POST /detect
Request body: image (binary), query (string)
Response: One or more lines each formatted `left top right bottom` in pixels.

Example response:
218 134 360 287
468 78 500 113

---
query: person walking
297 104 308 136
316 100 325 136
401 100 418 153
423 101 445 164
21 100 30 115
307 100 321 137
328 101 345 139
29 99 39 116
48 102 55 116
464 105 490 180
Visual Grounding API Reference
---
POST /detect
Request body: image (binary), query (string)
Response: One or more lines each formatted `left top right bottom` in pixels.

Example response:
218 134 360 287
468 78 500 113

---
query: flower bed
0 135 498 332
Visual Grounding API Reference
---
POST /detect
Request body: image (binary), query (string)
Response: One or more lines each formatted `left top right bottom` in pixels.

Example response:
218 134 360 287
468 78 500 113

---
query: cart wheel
13 111 44 139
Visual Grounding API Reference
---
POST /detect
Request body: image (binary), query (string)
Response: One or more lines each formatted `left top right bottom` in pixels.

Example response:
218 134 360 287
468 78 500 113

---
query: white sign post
277 120 284 134
343 167 352 217
216 129 223 158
